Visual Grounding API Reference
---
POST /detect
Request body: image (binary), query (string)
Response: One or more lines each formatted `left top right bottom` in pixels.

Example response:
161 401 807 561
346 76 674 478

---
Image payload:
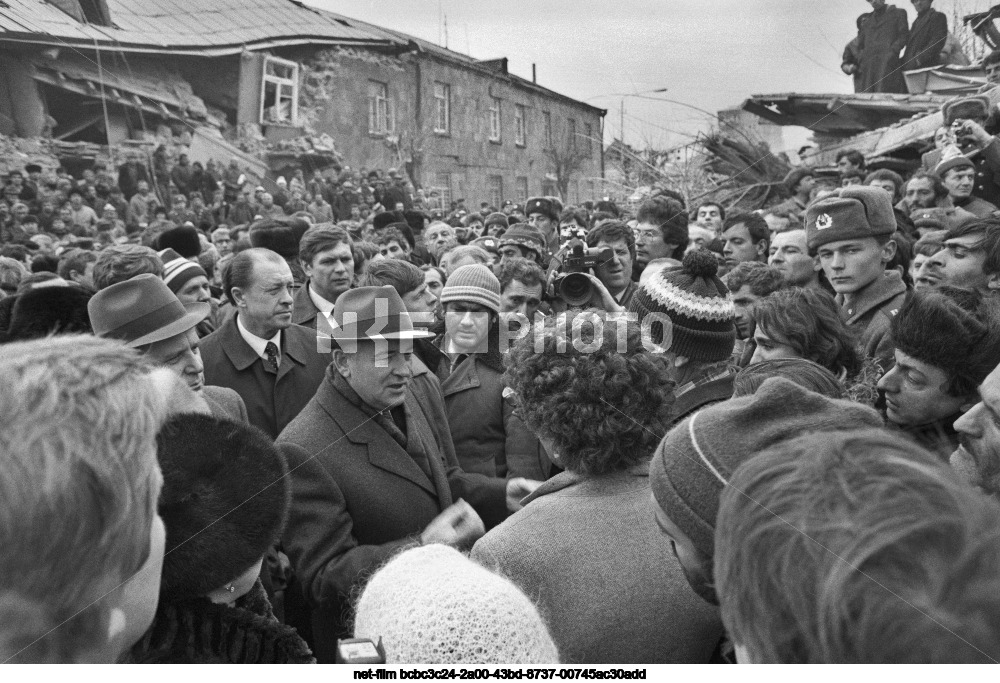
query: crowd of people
4 84 1000 665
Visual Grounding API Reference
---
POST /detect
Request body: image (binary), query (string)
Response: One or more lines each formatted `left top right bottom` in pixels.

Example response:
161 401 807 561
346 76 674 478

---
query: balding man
200 248 329 437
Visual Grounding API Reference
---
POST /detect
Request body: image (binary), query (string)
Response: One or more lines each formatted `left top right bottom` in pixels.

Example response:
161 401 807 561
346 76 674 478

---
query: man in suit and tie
278 286 540 662
200 248 329 438
292 224 355 332
88 273 248 423
902 0 948 73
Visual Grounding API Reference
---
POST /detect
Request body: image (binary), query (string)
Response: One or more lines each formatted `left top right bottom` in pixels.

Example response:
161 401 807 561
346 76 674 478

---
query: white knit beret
353 544 560 664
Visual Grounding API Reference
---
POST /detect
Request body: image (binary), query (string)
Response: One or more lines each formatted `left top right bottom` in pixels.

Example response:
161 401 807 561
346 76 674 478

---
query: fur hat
156 225 202 258
804 185 896 251
440 264 501 314
910 207 975 233
783 167 814 194
524 196 561 222
891 287 1000 397
248 220 298 259
155 414 291 600
0 285 92 343
374 210 407 232
484 212 509 230
650 376 883 557
354 544 559 664
627 249 736 361
942 95 992 126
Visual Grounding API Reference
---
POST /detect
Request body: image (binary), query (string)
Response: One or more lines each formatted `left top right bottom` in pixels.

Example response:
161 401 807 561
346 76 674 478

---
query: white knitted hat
353 545 559 664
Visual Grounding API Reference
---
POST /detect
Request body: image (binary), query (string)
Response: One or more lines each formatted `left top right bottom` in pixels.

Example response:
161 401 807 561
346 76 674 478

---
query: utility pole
620 98 624 144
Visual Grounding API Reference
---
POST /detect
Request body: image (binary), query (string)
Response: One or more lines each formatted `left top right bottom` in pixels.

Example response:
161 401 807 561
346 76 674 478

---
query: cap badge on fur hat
816 213 833 230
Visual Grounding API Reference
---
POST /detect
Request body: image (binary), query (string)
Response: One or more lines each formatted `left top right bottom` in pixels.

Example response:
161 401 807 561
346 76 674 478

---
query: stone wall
294 46 603 206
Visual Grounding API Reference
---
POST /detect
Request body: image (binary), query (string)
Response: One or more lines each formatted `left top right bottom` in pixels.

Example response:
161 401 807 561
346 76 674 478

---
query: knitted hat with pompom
627 249 736 362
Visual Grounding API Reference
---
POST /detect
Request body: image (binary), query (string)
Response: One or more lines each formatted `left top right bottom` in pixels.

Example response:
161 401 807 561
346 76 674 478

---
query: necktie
264 341 280 374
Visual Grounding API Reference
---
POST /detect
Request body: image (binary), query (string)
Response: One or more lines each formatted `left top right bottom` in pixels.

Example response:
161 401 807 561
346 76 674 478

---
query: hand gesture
420 499 485 548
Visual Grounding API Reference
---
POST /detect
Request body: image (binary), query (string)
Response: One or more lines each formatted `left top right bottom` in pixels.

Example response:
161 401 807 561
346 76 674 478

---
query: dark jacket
278 367 508 662
126 579 314 664
857 4 909 94
440 338 551 480
837 270 908 370
892 412 962 463
902 7 948 71
202 385 249 423
291 280 322 330
200 315 329 438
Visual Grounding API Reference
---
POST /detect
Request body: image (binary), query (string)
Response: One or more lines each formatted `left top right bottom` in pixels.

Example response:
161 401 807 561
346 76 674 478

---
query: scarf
331 370 453 510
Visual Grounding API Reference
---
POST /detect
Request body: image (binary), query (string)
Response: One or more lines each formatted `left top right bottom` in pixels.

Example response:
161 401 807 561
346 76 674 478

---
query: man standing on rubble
902 0 947 73
856 0 909 94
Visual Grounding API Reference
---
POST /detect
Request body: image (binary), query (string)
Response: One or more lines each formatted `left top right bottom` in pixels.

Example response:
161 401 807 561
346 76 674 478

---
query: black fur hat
373 210 406 233
156 225 202 258
248 219 298 260
891 286 1000 398
1 285 92 343
155 414 290 600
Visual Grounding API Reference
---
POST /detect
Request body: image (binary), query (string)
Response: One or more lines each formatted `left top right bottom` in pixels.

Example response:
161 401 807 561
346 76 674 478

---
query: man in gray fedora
278 285 539 662
88 273 247 422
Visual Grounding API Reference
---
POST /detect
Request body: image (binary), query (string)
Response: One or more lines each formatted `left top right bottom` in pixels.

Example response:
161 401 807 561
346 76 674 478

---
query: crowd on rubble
4 79 1000 666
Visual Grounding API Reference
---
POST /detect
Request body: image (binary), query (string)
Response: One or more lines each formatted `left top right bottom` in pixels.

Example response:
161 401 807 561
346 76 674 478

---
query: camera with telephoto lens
547 227 613 307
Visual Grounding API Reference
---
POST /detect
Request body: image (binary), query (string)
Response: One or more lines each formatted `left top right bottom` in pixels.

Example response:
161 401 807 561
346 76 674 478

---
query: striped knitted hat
627 249 735 361
440 264 501 314
159 248 208 295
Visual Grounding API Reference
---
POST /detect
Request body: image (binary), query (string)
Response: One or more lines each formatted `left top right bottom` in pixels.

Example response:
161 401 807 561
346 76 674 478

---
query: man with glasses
920 218 1000 295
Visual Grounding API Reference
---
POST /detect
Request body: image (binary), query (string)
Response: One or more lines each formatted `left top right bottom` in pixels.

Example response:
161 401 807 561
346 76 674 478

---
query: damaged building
0 0 605 205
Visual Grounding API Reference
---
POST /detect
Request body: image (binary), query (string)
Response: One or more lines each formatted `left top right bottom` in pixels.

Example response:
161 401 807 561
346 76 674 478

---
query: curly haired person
473 311 723 663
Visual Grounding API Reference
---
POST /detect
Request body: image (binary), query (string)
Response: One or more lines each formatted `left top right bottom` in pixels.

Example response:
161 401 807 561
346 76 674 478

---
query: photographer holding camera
923 96 1000 214
546 221 630 314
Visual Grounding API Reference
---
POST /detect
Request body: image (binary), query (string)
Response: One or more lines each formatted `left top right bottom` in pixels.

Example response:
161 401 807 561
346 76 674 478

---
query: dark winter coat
278 367 508 662
857 4 909 94
439 338 552 480
126 579 314 664
902 7 948 71
200 314 329 438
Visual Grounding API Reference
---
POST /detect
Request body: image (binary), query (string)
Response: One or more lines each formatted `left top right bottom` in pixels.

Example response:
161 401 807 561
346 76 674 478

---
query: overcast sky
312 0 994 149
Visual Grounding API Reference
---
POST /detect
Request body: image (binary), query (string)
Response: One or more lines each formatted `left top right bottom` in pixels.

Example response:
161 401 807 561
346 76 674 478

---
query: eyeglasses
633 229 660 240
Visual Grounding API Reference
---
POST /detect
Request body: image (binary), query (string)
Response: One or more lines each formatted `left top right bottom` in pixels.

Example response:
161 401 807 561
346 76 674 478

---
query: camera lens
558 273 594 307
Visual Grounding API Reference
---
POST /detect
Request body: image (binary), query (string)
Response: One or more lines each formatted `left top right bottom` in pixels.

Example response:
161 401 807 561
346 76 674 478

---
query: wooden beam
55 112 105 140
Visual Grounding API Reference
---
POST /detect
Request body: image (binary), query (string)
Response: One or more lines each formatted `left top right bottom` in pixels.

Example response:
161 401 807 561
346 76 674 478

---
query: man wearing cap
497 223 547 267
525 196 563 257
649 377 882 606
200 248 329 438
805 185 907 368
435 264 548 479
771 168 816 220
278 285 538 661
935 156 998 218
628 250 738 422
923 96 1000 208
88 273 247 422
